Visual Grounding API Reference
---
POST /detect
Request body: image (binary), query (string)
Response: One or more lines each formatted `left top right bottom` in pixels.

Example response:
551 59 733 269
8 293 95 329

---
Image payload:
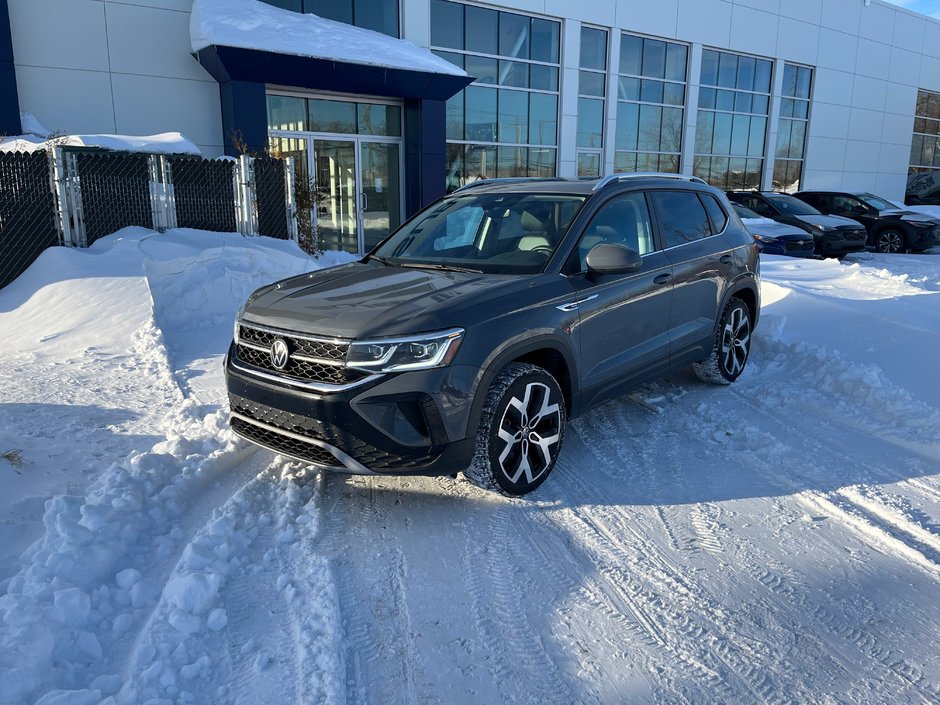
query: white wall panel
814 67 854 107
675 0 732 48
851 75 887 113
729 5 779 57
106 3 211 82
14 65 116 134
843 138 878 172
776 17 819 66
805 136 847 171
847 107 884 143
854 38 891 81
615 0 678 38
817 28 858 73
779 0 821 25
892 9 925 49
889 48 922 88
9 0 110 72
858 2 895 44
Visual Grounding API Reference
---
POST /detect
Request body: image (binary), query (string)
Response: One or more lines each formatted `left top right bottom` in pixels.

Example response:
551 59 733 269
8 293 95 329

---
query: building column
603 27 621 176
762 58 786 190
404 98 447 217
0 0 21 135
681 43 703 177
558 20 581 178
219 80 268 156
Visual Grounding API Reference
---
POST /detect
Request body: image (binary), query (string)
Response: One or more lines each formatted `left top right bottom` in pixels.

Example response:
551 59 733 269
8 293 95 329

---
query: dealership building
2 0 940 254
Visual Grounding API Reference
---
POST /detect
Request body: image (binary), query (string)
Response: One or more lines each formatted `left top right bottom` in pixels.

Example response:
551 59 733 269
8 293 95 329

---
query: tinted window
576 193 655 271
700 194 728 232
651 191 712 247
765 194 821 216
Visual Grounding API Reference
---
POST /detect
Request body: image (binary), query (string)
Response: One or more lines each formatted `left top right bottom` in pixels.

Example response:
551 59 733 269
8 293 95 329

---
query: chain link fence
0 148 297 289
167 156 238 233
0 151 60 289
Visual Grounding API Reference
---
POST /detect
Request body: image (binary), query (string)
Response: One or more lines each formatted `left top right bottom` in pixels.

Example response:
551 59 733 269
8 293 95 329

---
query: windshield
765 194 821 216
371 193 587 274
732 204 761 219
856 193 897 211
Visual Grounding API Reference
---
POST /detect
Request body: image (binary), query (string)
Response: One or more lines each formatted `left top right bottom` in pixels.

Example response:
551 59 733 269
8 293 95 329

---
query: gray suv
226 174 760 495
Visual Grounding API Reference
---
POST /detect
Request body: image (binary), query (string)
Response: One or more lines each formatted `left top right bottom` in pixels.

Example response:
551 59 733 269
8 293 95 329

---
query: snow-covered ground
1 230 938 705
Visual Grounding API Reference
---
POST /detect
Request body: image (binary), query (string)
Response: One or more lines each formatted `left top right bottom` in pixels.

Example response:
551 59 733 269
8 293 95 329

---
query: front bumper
909 224 940 249
813 229 867 256
224 345 478 476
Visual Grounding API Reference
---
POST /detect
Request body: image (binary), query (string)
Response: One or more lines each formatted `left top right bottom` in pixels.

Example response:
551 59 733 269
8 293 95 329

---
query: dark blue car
732 203 815 258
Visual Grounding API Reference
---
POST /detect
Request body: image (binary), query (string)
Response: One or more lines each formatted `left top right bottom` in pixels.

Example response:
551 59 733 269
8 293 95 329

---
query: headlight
904 219 935 227
346 328 464 373
810 223 834 232
751 233 775 243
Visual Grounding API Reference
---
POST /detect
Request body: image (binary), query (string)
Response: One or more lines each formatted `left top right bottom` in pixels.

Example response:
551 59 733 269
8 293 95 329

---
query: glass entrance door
313 139 358 253
360 142 401 252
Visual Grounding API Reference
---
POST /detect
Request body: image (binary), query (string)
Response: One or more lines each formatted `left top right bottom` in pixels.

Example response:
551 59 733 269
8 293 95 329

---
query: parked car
731 203 815 258
793 190 940 253
226 174 760 495
726 191 867 258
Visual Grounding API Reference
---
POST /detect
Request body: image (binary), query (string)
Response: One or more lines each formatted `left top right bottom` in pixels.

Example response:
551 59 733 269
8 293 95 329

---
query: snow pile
0 132 201 156
0 228 353 704
191 0 467 76
19 112 50 138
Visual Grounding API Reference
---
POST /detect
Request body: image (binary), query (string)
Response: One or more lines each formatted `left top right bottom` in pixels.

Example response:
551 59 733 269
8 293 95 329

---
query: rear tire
464 363 566 495
693 297 752 385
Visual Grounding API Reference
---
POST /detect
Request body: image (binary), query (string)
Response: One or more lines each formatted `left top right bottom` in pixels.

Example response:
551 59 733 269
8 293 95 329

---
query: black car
226 174 760 495
731 203 816 258
726 191 867 258
793 191 940 253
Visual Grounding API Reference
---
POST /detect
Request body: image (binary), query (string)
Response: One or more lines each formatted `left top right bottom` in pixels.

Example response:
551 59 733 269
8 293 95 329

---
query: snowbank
191 0 467 77
0 132 201 156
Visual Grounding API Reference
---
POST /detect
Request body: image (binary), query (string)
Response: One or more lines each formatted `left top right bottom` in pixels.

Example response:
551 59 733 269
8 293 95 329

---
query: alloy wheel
496 382 562 485
720 305 751 377
876 230 903 253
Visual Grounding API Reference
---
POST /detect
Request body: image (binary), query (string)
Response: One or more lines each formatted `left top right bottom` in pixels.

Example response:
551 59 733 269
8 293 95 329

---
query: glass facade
615 34 687 174
694 49 771 190
430 0 561 190
262 0 400 37
773 63 812 192
908 89 940 199
578 27 608 177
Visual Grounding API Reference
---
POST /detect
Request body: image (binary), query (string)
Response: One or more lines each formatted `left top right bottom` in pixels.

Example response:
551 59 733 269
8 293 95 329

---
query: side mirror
585 243 642 278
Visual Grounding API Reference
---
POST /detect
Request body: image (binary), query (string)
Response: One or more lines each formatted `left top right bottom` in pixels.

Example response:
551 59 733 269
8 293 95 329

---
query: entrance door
313 139 358 253
359 142 401 252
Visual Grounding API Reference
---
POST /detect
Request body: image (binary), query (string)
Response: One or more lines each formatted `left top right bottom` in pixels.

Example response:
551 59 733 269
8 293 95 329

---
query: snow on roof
0 131 202 156
190 0 467 77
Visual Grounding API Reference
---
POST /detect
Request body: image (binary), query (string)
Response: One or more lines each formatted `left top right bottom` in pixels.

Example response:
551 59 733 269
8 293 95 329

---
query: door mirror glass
585 243 642 276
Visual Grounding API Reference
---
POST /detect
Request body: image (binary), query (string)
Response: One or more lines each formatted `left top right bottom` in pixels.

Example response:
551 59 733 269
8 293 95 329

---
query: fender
719 272 761 330
461 331 579 440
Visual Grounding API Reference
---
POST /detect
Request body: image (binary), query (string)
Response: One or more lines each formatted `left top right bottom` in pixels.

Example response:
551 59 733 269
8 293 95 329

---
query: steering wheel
531 245 554 257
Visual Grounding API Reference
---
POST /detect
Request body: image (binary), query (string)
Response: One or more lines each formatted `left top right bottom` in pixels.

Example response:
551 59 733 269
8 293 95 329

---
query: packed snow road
1 229 938 705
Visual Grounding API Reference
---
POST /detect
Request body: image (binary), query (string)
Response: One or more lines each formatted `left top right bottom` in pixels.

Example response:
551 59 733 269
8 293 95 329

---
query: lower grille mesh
231 416 338 466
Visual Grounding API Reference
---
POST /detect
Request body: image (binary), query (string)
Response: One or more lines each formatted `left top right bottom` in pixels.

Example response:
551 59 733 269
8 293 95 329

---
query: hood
240 261 533 338
741 217 808 239
878 209 940 224
794 214 864 230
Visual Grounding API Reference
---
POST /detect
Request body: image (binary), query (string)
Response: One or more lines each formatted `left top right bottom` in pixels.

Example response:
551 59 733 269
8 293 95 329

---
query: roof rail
455 177 567 192
592 172 707 192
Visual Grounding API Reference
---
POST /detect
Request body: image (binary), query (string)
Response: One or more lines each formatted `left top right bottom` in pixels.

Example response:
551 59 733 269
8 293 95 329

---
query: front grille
229 393 439 470
235 323 367 387
840 228 867 240
231 416 339 466
785 240 813 252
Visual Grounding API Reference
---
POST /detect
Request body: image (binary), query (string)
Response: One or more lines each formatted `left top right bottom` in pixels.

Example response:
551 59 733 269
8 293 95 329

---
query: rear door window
650 191 713 248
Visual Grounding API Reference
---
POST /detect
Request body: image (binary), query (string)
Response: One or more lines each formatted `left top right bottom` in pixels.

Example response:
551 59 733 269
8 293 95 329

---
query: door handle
719 255 733 264
653 273 672 285
361 192 369 212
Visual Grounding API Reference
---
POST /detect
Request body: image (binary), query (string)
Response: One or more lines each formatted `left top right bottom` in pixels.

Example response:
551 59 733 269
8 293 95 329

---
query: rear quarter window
650 191 713 248
700 194 728 233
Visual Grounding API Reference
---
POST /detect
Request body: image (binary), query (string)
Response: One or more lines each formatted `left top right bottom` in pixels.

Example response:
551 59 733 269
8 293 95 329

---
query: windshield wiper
366 255 397 266
398 262 483 274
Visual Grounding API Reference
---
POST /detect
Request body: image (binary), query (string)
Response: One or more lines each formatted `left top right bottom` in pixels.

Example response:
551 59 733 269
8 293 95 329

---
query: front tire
693 297 752 385
873 228 906 254
464 363 566 495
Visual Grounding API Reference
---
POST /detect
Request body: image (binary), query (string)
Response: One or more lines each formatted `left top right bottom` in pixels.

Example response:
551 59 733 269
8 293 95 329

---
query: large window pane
465 5 498 54
736 56 756 91
581 27 607 71
642 40 666 79
661 107 683 153
466 55 498 85
717 52 738 88
357 104 401 136
616 102 639 150
431 0 463 49
268 95 306 131
530 64 558 91
498 89 529 143
530 18 559 63
529 93 557 145
499 60 529 88
309 98 356 133
620 34 642 75
465 86 497 142
701 50 719 86
665 44 688 82
499 12 530 59
578 152 600 177
577 98 604 148
446 92 464 140
497 145 526 177
465 144 496 180
695 111 714 154
354 0 399 37
528 147 556 176
580 71 606 97
638 104 662 151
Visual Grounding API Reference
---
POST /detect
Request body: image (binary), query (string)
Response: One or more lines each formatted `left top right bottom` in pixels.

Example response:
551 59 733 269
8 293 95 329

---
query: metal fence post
63 150 88 248
236 155 257 236
50 147 75 247
161 156 178 230
284 156 298 242
148 154 167 233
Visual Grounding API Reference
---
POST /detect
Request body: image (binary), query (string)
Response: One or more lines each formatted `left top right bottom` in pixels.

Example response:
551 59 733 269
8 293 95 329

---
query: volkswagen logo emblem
270 338 290 370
